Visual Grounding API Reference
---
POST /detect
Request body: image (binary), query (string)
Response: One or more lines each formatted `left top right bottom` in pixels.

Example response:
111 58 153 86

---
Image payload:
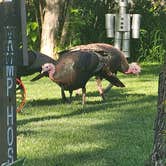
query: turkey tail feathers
103 74 125 87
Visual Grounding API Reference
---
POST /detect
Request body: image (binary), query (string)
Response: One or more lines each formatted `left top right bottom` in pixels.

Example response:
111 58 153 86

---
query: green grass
17 63 161 166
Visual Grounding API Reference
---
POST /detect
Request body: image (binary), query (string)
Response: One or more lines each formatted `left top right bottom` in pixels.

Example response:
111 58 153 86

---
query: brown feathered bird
60 43 141 99
69 43 141 74
31 51 125 104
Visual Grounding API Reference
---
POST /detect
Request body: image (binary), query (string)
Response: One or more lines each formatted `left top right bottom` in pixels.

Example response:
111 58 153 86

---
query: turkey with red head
31 51 125 105
60 43 141 99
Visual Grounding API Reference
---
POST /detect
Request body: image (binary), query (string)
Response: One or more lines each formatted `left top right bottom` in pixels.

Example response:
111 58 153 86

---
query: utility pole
0 0 28 165
105 0 141 57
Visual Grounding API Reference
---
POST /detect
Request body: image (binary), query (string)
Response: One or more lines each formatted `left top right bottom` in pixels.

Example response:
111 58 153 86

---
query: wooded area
26 0 166 61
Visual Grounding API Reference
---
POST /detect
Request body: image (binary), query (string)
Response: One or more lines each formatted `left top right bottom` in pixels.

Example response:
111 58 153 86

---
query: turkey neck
49 66 56 81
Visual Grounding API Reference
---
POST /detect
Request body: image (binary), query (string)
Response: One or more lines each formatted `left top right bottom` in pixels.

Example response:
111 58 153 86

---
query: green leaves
27 22 39 50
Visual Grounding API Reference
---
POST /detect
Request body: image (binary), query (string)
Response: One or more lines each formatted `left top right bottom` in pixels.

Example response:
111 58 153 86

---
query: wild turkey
68 43 141 74
31 51 125 105
60 43 141 98
17 50 56 78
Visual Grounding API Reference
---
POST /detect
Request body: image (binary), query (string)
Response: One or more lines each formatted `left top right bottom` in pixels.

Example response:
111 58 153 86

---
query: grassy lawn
17 63 161 166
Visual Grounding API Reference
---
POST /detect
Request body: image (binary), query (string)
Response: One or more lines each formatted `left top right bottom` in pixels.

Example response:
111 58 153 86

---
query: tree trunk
59 0 72 47
147 59 166 166
40 0 65 58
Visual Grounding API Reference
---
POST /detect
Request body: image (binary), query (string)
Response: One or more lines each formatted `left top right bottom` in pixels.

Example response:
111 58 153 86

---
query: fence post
0 0 19 165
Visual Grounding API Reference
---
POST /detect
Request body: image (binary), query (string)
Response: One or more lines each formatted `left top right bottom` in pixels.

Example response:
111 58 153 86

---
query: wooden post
0 0 19 164
20 0 28 66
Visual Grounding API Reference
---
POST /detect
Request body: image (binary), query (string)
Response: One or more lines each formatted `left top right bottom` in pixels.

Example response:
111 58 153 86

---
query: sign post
0 0 19 165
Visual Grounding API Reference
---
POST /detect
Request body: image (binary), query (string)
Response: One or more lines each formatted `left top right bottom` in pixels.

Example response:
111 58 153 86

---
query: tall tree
40 0 70 58
59 0 73 48
146 57 166 165
40 0 61 57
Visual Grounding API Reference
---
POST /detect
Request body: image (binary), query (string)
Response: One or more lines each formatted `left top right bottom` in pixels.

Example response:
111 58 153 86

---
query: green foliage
63 0 166 62
138 28 166 62
27 22 39 50
17 63 160 166
26 0 40 51
131 0 166 62
63 0 115 47
25 0 165 62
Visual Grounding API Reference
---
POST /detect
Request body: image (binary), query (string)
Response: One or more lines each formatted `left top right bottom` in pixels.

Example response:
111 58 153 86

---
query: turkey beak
124 70 131 74
31 71 48 82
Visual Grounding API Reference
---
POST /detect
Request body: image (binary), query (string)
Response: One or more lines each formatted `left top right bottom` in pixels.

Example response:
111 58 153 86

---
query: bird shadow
18 88 156 127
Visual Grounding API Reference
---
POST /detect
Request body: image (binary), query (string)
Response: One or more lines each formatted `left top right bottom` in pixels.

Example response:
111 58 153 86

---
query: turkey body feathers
68 43 130 73
50 51 102 91
31 51 125 104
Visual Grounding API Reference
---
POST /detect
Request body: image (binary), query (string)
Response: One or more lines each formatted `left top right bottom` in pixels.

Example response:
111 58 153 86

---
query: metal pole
0 0 19 164
115 0 131 57
105 0 141 58
20 0 28 66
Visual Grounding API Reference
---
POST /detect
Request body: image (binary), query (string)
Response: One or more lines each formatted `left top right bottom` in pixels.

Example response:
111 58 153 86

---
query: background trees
26 0 166 61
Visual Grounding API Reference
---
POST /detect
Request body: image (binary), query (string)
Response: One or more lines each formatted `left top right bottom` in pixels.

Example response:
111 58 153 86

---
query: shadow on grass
17 90 157 127
18 129 37 136
17 63 160 166
20 98 155 166
25 86 138 106
26 98 64 106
